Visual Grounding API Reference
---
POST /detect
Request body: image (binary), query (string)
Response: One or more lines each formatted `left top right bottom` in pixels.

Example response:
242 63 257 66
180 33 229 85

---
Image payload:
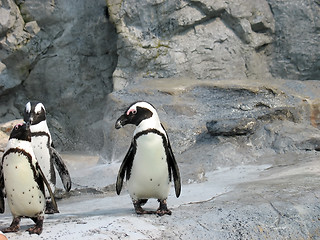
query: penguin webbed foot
156 199 172 216
45 200 59 214
136 209 156 215
3 217 20 233
27 216 44 235
133 199 155 215
133 199 172 216
27 225 43 235
156 209 172 216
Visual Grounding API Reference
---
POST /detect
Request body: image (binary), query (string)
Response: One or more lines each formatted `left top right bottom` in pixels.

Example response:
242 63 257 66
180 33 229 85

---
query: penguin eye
126 108 137 116
14 123 22 130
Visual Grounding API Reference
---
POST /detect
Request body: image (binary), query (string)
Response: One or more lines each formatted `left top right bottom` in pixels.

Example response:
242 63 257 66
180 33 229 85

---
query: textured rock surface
0 0 117 151
158 157 320 239
2 152 320 239
103 78 320 166
107 0 275 89
267 0 320 79
0 0 319 153
107 0 320 88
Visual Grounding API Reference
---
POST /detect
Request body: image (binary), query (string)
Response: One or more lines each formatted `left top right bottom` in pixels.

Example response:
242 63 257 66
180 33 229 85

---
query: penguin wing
116 141 135 195
36 163 59 213
0 165 5 213
161 124 181 198
51 146 72 192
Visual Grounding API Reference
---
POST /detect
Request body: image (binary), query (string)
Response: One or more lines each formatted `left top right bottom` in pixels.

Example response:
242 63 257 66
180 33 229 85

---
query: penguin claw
156 209 172 216
2 226 20 233
27 226 43 235
27 216 43 235
3 217 20 233
133 199 155 215
135 209 156 215
156 199 172 216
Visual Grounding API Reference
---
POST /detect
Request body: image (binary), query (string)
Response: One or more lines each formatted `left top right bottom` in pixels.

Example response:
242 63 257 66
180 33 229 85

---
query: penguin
0 123 58 234
115 101 181 215
23 101 71 213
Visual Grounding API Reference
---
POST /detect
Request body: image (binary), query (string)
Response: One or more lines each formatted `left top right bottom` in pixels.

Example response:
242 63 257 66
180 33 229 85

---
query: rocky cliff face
268 0 320 79
0 0 319 157
0 0 117 151
107 0 275 89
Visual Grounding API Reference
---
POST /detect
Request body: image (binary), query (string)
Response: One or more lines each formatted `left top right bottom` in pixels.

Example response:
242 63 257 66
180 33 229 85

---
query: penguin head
115 101 159 129
9 123 31 142
23 101 46 125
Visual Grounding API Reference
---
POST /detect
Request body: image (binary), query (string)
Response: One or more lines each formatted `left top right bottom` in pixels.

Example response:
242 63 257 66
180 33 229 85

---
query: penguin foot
26 225 43 235
136 209 156 215
156 199 172 216
156 209 172 216
133 199 155 215
45 201 59 214
2 226 20 233
3 217 20 233
27 216 44 235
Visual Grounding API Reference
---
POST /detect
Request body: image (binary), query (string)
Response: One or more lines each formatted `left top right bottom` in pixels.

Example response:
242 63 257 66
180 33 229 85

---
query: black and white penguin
0 123 58 234
23 101 71 213
115 101 181 215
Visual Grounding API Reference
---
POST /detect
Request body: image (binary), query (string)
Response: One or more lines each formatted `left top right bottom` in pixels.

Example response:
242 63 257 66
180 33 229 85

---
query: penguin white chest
31 135 51 173
31 135 54 195
3 152 45 217
128 133 170 200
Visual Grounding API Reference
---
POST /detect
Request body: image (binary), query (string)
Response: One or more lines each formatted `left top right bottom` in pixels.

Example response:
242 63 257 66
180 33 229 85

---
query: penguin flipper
36 163 59 213
161 124 181 198
167 140 181 198
51 147 72 192
116 141 135 195
0 167 5 213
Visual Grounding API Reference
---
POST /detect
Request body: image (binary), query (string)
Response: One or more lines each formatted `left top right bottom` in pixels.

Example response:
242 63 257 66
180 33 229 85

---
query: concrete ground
1 151 319 239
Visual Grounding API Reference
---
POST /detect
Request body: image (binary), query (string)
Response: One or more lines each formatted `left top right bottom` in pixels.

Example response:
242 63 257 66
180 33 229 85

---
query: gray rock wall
0 0 117 151
267 0 320 79
107 0 275 89
0 0 319 156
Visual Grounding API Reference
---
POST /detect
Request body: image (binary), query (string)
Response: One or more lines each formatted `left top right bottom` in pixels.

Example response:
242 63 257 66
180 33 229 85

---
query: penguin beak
25 122 30 130
23 114 33 125
115 114 129 129
24 118 32 127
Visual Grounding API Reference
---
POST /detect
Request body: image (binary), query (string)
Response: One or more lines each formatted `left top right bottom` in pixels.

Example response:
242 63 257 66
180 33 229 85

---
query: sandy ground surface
0 152 320 239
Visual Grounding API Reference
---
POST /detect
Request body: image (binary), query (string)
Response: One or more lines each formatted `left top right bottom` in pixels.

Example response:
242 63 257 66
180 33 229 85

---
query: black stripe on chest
133 128 168 152
2 148 44 194
31 132 51 148
129 128 172 181
134 128 166 141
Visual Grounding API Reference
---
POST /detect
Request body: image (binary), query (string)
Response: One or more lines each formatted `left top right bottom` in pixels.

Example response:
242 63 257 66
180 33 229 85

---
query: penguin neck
134 116 164 135
30 120 51 137
5 138 34 155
